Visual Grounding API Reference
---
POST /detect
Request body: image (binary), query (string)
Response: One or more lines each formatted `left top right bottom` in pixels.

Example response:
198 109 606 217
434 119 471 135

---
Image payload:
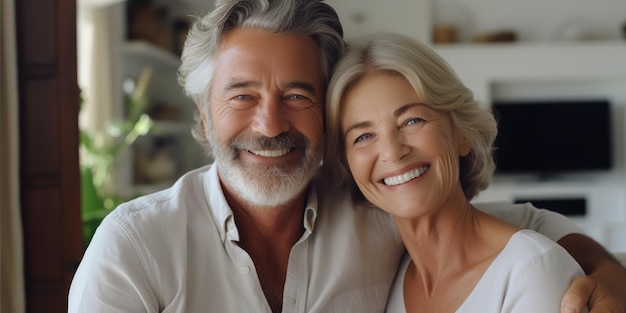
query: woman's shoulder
459 229 584 313
508 229 568 254
499 229 583 274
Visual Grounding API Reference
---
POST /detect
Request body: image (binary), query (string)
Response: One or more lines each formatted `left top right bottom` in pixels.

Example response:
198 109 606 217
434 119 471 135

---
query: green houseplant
79 68 153 246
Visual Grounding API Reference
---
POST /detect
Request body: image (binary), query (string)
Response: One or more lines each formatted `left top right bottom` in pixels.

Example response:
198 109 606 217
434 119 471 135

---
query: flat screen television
492 99 612 175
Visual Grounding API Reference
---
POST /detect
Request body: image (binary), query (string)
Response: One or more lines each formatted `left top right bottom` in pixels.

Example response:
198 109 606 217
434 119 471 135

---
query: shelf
434 41 626 79
150 120 190 136
108 1 208 202
120 40 181 69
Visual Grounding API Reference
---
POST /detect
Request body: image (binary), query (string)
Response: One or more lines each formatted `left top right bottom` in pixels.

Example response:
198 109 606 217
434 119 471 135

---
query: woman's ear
457 132 472 157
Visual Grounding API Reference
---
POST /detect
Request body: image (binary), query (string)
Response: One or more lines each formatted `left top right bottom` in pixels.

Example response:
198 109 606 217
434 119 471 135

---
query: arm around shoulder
476 201 626 312
558 234 626 313
474 201 584 242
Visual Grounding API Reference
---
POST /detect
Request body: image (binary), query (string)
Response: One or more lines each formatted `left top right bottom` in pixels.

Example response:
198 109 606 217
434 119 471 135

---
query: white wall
327 0 626 43
325 0 432 42
432 0 626 42
177 0 626 43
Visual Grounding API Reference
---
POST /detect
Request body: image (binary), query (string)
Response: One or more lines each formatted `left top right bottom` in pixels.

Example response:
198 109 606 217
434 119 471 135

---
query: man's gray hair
178 0 345 154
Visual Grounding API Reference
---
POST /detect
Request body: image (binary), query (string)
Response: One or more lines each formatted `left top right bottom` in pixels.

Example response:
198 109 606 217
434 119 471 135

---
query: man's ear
195 101 209 137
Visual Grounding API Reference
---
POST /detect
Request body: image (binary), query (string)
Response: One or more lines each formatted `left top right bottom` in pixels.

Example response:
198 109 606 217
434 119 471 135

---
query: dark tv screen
492 99 612 174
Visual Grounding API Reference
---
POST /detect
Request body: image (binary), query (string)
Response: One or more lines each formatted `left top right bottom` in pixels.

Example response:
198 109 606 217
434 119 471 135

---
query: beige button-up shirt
69 164 581 312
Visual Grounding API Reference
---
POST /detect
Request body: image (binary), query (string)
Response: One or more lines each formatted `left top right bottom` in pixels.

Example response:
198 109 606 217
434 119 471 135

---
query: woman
324 33 587 312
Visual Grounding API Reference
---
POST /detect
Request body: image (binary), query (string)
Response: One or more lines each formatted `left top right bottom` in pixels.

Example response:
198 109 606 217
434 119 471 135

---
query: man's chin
219 164 311 208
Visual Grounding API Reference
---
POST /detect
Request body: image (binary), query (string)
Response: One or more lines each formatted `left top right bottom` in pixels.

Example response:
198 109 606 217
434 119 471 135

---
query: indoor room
2 0 626 311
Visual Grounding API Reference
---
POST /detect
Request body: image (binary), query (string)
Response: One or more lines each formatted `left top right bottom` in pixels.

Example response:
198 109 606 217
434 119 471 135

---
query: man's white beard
210 130 323 209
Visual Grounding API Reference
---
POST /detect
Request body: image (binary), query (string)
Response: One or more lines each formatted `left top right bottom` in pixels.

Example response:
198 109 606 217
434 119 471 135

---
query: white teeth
250 149 291 157
383 166 429 186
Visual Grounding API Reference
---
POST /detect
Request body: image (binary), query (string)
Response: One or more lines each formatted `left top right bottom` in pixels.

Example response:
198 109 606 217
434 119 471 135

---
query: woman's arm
558 234 626 313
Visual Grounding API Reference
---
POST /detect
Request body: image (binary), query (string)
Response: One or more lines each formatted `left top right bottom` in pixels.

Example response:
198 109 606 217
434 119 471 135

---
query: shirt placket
224 216 274 313
282 231 310 313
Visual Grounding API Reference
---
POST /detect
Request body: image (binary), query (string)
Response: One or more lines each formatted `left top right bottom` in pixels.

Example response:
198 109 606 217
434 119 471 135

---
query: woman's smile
381 165 430 186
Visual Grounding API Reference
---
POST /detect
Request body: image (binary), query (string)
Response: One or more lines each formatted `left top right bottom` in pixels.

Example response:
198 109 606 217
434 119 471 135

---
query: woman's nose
380 132 410 163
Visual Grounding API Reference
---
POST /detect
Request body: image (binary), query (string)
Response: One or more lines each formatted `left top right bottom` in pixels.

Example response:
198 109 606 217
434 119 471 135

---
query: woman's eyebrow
343 102 424 136
343 120 372 138
394 102 422 118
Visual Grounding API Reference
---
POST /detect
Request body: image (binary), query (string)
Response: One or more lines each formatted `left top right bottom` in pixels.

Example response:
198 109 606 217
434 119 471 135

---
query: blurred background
78 0 626 250
3 0 626 312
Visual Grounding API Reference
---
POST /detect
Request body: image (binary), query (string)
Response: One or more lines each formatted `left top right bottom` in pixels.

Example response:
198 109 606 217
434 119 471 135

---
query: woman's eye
405 117 424 126
354 133 372 143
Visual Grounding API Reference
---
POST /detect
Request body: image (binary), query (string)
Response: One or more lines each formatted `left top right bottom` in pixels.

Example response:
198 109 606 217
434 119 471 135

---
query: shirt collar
204 164 234 243
303 184 318 233
204 163 319 244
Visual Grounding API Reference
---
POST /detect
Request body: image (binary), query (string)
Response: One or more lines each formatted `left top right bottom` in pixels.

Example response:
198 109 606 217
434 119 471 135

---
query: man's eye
284 94 315 108
229 95 256 108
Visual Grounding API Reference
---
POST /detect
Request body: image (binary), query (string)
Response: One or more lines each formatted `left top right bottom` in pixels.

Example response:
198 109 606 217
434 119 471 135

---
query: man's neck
222 183 308 313
221 184 308 242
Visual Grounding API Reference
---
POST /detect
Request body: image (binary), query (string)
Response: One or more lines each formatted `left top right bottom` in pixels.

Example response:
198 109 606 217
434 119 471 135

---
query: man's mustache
229 132 310 155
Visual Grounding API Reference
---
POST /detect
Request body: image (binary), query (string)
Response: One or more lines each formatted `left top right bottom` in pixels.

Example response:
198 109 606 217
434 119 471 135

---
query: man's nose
250 97 290 137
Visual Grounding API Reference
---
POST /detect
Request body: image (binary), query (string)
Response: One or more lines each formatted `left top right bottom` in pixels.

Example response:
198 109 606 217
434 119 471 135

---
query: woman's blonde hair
323 32 497 201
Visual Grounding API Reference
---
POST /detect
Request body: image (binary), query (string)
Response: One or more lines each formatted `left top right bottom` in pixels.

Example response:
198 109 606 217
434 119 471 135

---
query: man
69 1 626 312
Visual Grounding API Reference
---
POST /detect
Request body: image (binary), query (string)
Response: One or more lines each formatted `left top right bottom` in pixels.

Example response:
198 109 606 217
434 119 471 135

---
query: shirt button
240 266 250 274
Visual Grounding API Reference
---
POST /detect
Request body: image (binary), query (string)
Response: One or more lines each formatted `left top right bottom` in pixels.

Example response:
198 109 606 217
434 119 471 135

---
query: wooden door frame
15 0 83 311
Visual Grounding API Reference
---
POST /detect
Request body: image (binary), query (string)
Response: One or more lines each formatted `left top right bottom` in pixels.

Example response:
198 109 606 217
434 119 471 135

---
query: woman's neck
396 198 481 277
396 198 520 311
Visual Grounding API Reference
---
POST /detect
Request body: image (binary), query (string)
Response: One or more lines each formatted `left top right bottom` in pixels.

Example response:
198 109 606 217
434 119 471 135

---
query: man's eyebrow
224 80 260 91
223 81 318 95
284 81 318 95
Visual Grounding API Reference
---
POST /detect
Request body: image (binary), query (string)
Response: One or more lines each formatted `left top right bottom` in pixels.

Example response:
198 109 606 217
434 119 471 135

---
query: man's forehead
212 28 325 91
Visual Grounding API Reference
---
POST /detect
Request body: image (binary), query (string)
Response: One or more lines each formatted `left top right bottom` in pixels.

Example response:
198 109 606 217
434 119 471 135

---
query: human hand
557 234 626 313
561 275 624 313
